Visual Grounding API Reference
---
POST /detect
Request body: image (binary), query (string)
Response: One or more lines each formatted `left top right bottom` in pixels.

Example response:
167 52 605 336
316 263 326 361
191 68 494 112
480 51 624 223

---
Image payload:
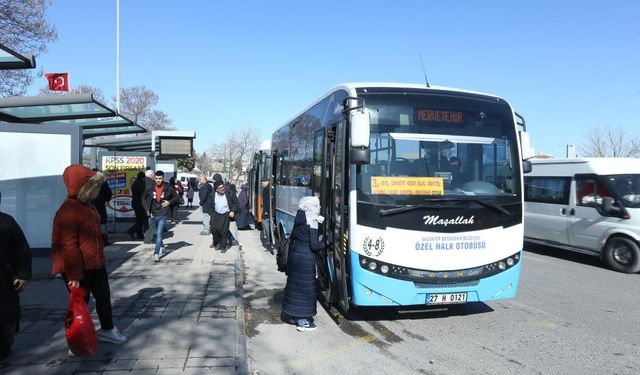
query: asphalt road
241 235 640 375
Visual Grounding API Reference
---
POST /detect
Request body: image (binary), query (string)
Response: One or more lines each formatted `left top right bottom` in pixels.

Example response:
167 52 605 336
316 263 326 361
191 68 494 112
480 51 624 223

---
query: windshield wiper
378 198 513 217
378 202 454 216
429 197 512 215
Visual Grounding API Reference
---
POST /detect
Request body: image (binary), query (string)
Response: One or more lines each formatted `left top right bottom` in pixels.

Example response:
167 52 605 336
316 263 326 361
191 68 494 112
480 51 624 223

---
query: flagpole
116 0 120 113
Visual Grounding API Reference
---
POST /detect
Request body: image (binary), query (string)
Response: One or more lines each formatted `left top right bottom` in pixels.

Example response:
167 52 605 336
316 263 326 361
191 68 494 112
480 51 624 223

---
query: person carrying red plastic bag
51 164 127 355
65 287 97 356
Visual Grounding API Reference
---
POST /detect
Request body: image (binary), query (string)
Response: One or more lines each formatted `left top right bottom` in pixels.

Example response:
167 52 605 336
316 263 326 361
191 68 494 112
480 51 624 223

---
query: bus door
318 122 350 312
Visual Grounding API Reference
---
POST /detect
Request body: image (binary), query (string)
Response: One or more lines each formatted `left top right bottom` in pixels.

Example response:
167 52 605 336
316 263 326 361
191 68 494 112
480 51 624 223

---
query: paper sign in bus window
371 177 444 195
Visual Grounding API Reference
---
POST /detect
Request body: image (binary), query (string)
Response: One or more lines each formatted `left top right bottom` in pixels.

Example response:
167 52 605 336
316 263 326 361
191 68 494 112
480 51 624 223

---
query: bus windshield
355 90 521 205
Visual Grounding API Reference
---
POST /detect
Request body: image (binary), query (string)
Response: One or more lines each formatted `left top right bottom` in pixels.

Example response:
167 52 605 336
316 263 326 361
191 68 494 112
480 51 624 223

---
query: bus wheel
604 235 640 273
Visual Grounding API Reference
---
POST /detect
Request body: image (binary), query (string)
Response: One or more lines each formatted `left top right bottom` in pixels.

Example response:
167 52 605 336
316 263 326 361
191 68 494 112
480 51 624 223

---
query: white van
177 172 198 190
524 158 640 273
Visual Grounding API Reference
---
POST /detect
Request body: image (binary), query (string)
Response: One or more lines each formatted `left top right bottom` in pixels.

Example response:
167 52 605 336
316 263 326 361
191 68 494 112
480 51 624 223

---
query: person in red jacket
51 164 127 346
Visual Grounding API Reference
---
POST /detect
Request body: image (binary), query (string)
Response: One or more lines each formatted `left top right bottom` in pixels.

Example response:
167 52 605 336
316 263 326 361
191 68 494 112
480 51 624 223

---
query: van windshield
605 174 640 207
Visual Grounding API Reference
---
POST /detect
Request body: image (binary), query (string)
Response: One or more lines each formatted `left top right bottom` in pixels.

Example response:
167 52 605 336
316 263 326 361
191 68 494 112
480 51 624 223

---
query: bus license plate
426 292 468 305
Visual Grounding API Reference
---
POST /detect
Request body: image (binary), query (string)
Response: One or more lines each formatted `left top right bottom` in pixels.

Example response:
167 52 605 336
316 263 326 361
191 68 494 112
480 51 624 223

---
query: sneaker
160 245 166 256
153 254 160 262
296 322 317 332
68 348 76 357
96 327 128 344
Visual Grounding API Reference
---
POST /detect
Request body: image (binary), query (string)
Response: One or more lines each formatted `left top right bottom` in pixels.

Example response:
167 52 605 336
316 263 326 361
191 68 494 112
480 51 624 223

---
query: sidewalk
0 205 249 375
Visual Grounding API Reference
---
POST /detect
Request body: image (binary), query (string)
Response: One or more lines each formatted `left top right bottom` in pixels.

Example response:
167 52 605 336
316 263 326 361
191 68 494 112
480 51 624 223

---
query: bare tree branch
208 127 261 182
0 0 58 97
116 85 174 132
579 126 640 157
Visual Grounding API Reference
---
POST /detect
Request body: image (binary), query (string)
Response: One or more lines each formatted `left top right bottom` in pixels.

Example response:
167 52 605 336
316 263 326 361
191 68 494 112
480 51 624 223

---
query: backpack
276 235 292 273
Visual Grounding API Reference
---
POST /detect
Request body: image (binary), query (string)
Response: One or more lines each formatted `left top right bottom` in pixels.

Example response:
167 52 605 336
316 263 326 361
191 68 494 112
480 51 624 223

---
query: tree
0 0 58 97
579 126 640 157
177 154 196 172
117 85 175 131
209 127 261 182
196 151 213 176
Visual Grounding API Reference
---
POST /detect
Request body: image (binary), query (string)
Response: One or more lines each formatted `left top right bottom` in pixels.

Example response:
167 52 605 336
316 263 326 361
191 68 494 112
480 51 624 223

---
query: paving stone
5 208 246 375
132 359 160 370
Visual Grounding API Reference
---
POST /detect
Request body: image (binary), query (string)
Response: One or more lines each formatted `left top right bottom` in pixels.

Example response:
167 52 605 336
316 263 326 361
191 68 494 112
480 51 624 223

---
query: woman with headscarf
281 196 325 332
235 184 254 230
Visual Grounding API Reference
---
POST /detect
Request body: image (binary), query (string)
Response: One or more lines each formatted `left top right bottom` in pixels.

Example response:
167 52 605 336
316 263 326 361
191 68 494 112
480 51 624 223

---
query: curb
235 257 248 375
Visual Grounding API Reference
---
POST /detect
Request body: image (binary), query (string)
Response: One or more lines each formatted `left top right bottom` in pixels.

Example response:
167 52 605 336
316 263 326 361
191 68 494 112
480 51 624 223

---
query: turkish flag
44 73 69 91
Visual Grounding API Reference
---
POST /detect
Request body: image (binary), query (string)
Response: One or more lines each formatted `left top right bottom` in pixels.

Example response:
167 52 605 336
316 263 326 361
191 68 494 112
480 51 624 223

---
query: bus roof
273 82 506 134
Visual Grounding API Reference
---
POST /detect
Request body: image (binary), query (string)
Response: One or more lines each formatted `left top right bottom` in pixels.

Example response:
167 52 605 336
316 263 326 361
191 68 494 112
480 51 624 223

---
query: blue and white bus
268 83 532 313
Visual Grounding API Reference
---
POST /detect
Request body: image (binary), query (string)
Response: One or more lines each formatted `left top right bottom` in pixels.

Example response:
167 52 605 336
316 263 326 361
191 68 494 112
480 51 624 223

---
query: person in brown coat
51 164 127 346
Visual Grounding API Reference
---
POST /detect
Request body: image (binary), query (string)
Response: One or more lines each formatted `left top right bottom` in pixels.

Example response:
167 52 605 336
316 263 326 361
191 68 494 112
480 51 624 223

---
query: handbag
65 287 97 356
276 235 291 273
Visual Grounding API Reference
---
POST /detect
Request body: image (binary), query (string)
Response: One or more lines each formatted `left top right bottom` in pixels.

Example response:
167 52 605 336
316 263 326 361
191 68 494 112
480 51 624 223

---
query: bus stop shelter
0 92 145 249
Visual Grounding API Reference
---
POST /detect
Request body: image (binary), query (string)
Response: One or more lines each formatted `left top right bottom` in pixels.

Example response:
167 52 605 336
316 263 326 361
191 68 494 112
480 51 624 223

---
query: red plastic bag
65 287 97 356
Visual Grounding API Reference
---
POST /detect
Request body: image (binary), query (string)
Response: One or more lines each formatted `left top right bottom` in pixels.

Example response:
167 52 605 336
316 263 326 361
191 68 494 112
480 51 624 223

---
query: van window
524 176 570 204
576 176 611 206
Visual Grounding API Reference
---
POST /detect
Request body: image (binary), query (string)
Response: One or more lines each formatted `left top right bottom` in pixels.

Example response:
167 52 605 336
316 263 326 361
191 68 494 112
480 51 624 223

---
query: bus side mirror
519 131 534 160
350 105 370 165
522 160 532 174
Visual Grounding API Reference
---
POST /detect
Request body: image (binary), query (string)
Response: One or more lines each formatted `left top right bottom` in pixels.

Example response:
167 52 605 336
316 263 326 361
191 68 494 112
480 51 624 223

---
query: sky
27 0 640 158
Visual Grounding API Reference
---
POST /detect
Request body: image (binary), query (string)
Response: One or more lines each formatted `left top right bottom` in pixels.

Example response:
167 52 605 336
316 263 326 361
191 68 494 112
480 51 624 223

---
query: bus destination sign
417 109 463 124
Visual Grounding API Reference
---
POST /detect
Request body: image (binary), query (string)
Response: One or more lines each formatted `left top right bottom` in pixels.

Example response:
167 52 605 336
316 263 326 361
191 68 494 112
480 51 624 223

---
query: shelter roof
0 43 36 70
0 93 146 139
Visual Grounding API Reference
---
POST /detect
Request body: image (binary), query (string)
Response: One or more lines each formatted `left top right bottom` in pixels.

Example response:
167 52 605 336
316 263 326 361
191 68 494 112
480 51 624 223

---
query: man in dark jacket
142 170 178 262
208 180 239 252
142 169 156 244
198 175 213 235
127 171 147 240
0 191 32 359
92 169 113 246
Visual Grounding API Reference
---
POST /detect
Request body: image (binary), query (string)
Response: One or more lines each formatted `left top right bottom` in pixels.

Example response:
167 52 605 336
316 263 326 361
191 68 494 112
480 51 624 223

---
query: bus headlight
368 262 378 271
498 261 506 270
506 258 514 266
380 265 389 274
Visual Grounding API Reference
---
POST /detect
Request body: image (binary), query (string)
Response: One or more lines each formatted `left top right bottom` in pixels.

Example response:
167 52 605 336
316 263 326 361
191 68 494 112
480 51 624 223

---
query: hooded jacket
51 164 106 280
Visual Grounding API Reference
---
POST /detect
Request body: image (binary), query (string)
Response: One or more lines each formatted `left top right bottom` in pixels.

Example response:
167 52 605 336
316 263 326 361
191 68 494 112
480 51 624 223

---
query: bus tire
604 235 640 273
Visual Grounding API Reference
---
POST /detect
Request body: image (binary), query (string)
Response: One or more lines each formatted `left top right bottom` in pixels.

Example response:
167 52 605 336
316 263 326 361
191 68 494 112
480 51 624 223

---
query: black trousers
0 321 16 355
211 212 230 248
144 216 154 243
61 266 114 331
128 207 147 238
